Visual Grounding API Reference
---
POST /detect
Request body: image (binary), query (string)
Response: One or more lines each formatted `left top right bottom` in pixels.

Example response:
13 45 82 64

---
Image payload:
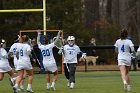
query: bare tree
111 0 119 24
99 0 108 21
119 0 128 28
136 0 140 43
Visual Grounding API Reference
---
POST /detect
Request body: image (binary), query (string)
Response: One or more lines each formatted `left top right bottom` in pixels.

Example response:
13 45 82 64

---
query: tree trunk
111 0 119 24
119 0 128 28
84 0 99 28
136 1 140 43
99 0 108 21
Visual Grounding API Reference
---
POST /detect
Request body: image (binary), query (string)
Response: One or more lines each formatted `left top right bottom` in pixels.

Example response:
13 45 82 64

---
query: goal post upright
43 0 47 35
19 30 64 74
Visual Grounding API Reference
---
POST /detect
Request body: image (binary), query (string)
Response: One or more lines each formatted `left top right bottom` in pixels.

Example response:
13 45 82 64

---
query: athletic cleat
20 88 25 92
17 87 25 92
51 85 56 91
124 84 127 91
17 89 21 92
13 86 18 93
127 85 131 92
26 88 34 93
46 85 50 90
70 82 74 89
46 83 51 90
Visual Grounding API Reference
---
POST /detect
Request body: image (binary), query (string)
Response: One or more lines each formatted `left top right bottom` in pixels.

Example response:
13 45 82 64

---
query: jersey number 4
121 45 125 52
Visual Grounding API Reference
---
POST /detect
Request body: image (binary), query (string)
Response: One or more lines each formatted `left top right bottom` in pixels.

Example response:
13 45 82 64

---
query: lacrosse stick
53 33 70 72
82 53 87 72
66 63 70 72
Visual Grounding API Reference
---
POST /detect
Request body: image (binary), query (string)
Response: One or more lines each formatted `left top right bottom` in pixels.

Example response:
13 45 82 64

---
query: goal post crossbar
19 30 64 37
0 9 44 12
20 30 62 32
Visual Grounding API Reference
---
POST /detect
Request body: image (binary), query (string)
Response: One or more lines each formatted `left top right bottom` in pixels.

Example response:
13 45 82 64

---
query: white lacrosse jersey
114 39 134 62
0 48 12 72
16 43 32 70
9 43 20 67
63 44 81 63
38 43 56 64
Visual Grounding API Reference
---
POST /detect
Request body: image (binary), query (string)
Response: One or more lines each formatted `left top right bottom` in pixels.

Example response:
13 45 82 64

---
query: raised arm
54 30 62 45
37 31 41 45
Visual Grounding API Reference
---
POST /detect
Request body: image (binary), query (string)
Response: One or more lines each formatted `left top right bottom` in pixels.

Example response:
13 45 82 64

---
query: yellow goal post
19 30 64 74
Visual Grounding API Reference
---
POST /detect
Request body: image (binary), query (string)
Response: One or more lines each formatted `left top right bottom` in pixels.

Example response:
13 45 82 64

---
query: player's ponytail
120 28 128 39
22 35 29 43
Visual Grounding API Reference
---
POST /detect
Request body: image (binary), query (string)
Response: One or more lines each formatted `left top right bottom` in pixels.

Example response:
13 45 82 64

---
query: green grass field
0 71 139 93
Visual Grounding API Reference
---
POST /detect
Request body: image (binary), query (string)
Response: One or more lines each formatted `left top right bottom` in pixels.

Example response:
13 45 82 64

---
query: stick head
0 39 5 47
53 37 64 49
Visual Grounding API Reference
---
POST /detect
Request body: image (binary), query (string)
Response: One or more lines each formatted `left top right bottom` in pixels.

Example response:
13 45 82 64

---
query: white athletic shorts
16 60 33 70
118 59 131 66
43 63 57 72
0 62 12 72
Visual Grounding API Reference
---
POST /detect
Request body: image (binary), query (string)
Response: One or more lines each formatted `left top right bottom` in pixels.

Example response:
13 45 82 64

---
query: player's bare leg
119 65 131 91
46 72 51 90
18 70 27 92
51 71 58 91
26 69 34 93
7 70 16 86
0 73 4 81
13 70 24 93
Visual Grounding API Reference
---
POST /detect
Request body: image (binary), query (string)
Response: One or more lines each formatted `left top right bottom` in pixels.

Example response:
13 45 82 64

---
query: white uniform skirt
118 59 131 66
16 60 33 70
43 62 57 72
0 61 12 72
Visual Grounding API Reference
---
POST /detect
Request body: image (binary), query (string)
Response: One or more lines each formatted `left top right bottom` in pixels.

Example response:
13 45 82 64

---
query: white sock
123 80 127 85
14 83 18 89
10 77 14 82
27 84 32 89
51 82 55 86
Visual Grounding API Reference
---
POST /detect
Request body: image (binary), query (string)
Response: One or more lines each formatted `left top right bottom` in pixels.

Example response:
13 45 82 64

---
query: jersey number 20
42 49 50 56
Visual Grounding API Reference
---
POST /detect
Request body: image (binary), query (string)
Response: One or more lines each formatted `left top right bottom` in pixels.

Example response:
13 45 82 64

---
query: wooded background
0 0 140 47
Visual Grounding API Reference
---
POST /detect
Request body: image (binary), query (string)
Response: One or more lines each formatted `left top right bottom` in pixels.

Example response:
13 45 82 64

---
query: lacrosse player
0 39 16 87
62 36 83 89
13 35 34 93
37 31 61 91
8 35 27 92
114 28 136 91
